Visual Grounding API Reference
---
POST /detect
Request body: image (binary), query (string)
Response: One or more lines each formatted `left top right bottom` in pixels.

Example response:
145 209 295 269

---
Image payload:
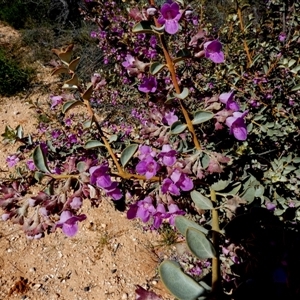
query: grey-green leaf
132 21 155 34
159 260 205 300
291 84 300 92
170 121 187 134
33 145 51 173
190 190 213 210
175 216 208 235
192 111 214 125
84 140 105 149
186 228 216 259
120 144 138 167
149 62 166 75
62 100 83 114
174 87 189 100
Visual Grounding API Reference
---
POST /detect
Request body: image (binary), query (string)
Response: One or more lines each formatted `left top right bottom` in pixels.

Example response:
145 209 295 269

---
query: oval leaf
186 228 216 259
174 87 189 100
291 84 300 92
62 100 83 114
68 57 81 72
159 260 205 300
82 83 93 101
192 111 214 125
84 140 105 149
132 21 155 34
170 121 187 134
190 190 213 210
149 62 166 75
175 216 208 235
33 145 51 173
51 66 69 76
120 144 138 167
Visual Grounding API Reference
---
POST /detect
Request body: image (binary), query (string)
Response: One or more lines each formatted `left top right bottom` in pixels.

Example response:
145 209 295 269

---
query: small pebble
84 286 90 292
121 293 128 299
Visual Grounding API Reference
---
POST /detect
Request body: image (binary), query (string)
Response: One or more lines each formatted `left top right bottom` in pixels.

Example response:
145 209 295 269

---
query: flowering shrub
2 0 300 298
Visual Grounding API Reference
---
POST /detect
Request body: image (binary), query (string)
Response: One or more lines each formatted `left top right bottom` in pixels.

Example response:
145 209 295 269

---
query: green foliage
0 48 32 96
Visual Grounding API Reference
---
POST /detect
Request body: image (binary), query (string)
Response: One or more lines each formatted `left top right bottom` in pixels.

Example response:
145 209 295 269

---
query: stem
237 7 252 67
149 5 201 150
210 188 220 295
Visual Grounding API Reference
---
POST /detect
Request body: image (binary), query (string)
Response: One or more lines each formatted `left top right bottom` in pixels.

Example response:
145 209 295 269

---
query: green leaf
170 121 187 134
34 171 44 182
62 100 83 114
175 216 209 235
211 179 229 191
33 145 51 173
291 65 300 74
174 87 189 100
149 62 166 75
150 24 165 33
291 84 300 92
76 161 87 172
192 111 214 125
83 119 92 129
190 190 213 210
241 186 255 204
186 228 216 259
132 21 156 34
84 140 105 149
159 260 205 300
120 144 138 167
288 59 296 68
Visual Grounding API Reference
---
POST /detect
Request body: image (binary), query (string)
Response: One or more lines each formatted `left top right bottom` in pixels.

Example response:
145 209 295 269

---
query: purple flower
122 54 135 68
138 145 156 160
161 178 180 196
50 95 63 109
138 76 157 93
56 211 86 237
158 1 181 35
279 32 286 42
163 110 178 125
158 144 177 166
219 91 240 111
89 164 112 188
70 197 82 210
168 203 185 225
89 164 122 200
136 156 159 179
128 197 156 223
6 155 19 168
225 110 248 141
153 204 168 229
104 182 123 200
204 40 225 63
170 169 194 191
26 159 35 171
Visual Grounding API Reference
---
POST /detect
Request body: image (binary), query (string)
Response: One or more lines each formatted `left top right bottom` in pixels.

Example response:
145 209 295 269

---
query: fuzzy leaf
68 57 81 72
170 121 187 134
62 100 83 114
211 179 230 191
82 83 93 101
133 21 155 34
192 111 214 125
174 87 189 100
290 84 300 92
62 73 79 89
159 260 205 300
120 144 138 167
51 66 69 76
186 228 216 259
33 145 51 173
84 140 105 149
149 62 166 75
175 216 208 235
190 190 213 210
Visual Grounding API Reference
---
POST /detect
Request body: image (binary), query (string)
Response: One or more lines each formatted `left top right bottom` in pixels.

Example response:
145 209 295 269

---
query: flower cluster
89 163 122 200
127 196 184 229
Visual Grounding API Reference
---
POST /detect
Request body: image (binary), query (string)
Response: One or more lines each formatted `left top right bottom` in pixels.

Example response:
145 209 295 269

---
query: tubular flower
225 110 248 141
158 1 181 35
204 40 225 63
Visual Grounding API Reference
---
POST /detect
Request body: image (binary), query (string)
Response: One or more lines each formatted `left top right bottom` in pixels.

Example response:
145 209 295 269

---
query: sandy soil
0 22 173 300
